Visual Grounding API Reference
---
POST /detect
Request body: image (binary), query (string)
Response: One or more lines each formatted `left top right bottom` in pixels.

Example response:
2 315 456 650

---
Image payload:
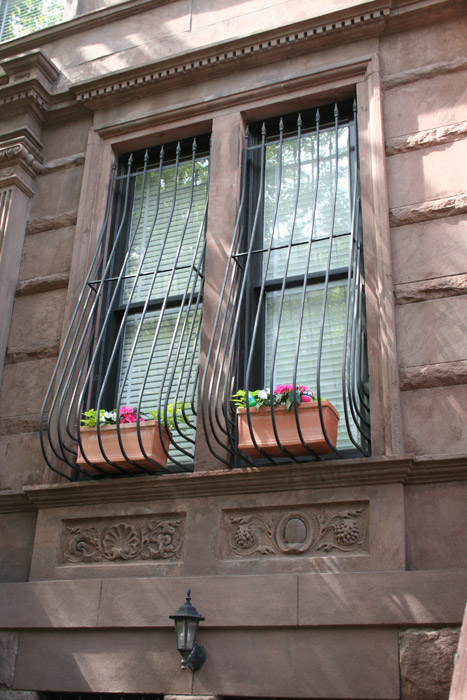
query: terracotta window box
76 420 170 474
237 400 340 457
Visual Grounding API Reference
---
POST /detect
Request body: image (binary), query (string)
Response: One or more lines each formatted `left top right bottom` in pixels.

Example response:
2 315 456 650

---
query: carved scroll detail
61 517 184 564
225 504 367 558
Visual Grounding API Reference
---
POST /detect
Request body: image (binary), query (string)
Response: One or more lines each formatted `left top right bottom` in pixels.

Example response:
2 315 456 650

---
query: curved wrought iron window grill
41 137 210 480
201 100 370 468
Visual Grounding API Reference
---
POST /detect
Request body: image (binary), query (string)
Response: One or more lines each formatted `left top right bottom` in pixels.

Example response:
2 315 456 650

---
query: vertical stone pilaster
0 50 60 392
0 136 42 392
195 112 245 471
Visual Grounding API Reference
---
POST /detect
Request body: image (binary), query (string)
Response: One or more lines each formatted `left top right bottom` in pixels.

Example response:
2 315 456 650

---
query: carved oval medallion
276 512 314 554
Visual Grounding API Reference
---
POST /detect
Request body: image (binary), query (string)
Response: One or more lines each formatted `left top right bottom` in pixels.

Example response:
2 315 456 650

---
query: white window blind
262 123 358 449
0 0 64 41
117 153 209 465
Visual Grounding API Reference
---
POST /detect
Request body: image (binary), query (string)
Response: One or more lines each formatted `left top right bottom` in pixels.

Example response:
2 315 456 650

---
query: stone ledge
400 361 467 391
0 492 36 513
23 456 414 508
15 272 69 297
0 414 44 437
389 194 467 228
409 454 467 484
382 56 467 90
2 455 466 514
386 121 467 156
26 211 77 235
40 153 85 175
5 341 60 364
395 274 467 305
0 570 465 630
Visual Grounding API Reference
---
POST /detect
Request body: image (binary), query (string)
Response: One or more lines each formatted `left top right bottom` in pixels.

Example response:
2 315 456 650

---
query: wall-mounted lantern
169 589 206 671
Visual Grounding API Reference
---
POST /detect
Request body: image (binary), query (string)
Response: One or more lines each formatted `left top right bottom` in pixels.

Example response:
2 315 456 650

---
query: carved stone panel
59 515 185 565
222 502 368 559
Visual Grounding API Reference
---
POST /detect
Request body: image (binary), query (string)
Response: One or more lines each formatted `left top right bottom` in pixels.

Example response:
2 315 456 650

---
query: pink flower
119 406 145 423
299 385 310 393
274 384 295 394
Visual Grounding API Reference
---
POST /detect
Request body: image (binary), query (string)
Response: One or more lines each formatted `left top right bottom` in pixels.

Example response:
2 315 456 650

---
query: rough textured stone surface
0 432 49 491
450 604 467 700
382 57 467 90
19 226 74 280
29 167 84 219
391 216 467 286
5 341 60 364
0 631 18 688
7 290 67 349
400 628 460 700
383 67 467 140
0 694 39 700
386 121 467 156
25 211 77 235
389 194 467 227
405 483 467 570
400 361 467 391
40 153 86 175
396 296 467 368
401 385 467 456
387 139 467 210
0 358 57 417
0 511 36 583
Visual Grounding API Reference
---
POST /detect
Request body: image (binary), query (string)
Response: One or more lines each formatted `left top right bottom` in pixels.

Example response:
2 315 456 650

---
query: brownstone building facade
0 1 466 698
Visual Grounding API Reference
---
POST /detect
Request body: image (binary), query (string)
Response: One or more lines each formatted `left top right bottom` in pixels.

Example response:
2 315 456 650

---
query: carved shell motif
101 523 143 560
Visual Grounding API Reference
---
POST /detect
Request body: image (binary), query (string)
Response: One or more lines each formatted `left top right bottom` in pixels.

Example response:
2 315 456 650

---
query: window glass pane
0 0 64 41
264 281 357 447
123 158 208 304
119 306 200 463
263 126 351 280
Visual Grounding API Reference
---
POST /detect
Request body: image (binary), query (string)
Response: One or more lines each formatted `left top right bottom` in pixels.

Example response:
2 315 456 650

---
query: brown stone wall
0 2 466 700
381 14 467 456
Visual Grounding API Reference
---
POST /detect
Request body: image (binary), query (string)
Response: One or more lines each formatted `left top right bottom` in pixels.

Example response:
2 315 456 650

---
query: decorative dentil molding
73 5 390 105
225 503 368 558
60 516 185 564
0 49 63 122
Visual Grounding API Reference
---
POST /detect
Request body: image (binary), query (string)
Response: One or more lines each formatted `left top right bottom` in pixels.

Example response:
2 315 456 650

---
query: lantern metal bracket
187 641 206 672
170 589 207 672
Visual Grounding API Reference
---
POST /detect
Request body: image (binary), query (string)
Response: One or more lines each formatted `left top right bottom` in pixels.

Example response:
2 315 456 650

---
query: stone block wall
0 1 465 699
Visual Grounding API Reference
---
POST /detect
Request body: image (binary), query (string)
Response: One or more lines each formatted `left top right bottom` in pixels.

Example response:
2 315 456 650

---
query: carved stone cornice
0 133 43 196
73 3 390 107
0 49 61 121
23 456 415 509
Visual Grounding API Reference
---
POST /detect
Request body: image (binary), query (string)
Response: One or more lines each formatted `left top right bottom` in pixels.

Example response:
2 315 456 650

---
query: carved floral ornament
227 505 367 558
61 517 184 564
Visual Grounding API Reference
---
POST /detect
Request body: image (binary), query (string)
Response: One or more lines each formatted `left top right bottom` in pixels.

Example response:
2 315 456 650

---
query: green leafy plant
80 403 190 431
232 384 317 411
145 402 190 431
